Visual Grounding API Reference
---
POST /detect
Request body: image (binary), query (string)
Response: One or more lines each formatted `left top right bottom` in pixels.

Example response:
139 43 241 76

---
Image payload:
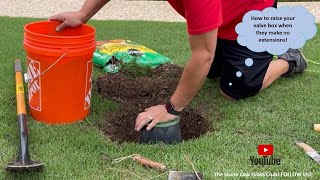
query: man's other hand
49 11 86 32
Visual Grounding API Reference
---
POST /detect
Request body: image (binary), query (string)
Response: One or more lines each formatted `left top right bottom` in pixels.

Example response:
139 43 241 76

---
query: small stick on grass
185 155 201 180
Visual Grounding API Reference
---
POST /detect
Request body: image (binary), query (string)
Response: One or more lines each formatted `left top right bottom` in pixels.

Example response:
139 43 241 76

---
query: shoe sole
298 49 308 72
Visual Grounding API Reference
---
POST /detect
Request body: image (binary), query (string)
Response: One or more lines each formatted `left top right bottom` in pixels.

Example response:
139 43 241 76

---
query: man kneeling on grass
50 0 307 131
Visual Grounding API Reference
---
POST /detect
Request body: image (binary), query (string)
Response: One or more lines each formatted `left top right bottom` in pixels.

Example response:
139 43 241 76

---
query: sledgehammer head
140 118 182 144
5 160 43 171
168 170 203 180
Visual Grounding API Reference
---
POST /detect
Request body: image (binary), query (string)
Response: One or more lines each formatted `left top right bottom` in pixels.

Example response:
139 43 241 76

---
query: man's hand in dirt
135 105 177 131
49 11 87 32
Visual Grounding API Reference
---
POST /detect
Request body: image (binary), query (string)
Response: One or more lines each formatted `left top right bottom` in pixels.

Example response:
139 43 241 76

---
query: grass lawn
0 16 320 180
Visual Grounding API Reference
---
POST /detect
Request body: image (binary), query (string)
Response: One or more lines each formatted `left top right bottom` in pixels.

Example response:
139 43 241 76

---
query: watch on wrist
165 100 181 116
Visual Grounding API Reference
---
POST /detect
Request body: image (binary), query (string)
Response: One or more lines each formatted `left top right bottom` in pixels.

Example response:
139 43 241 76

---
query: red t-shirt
168 0 275 40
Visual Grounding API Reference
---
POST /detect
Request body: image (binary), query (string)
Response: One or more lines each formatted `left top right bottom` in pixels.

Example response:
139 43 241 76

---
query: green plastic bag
94 40 171 73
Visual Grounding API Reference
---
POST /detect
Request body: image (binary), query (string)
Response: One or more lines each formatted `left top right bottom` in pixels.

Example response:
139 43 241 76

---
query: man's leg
261 49 308 91
217 38 308 100
260 59 288 91
219 47 308 100
218 39 273 100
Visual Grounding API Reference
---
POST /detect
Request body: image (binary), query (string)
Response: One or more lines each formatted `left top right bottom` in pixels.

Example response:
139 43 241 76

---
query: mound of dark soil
96 64 213 143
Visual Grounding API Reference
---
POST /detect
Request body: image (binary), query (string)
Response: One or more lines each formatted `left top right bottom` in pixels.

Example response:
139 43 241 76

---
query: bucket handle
24 52 67 83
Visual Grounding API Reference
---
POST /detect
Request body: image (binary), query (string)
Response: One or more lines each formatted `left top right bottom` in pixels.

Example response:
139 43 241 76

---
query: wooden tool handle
295 141 317 152
15 59 26 115
132 155 166 172
314 124 320 132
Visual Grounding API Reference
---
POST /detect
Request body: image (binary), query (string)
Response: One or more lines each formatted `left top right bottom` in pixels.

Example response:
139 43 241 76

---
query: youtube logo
257 144 274 156
250 144 280 166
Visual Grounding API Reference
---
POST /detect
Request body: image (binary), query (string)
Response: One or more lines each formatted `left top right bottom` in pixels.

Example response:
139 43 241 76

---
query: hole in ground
96 64 214 144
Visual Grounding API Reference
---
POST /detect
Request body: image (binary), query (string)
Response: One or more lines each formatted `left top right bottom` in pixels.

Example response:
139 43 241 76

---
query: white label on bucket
84 60 92 110
27 57 41 111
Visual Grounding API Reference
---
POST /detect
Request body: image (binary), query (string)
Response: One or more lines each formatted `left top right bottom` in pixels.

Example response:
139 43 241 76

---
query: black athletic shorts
207 39 273 99
206 0 278 99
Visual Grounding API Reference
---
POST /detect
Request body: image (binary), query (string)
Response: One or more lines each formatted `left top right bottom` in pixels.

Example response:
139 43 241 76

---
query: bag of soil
94 40 171 73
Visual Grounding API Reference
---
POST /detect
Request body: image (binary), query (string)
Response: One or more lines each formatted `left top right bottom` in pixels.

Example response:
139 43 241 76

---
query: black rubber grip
15 59 22 73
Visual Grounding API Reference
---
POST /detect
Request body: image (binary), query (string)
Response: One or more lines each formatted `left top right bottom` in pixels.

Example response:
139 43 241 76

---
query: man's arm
171 29 218 111
49 0 110 31
135 29 218 131
78 0 110 22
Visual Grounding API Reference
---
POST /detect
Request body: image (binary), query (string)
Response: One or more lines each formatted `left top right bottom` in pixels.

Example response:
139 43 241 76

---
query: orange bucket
23 21 96 124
